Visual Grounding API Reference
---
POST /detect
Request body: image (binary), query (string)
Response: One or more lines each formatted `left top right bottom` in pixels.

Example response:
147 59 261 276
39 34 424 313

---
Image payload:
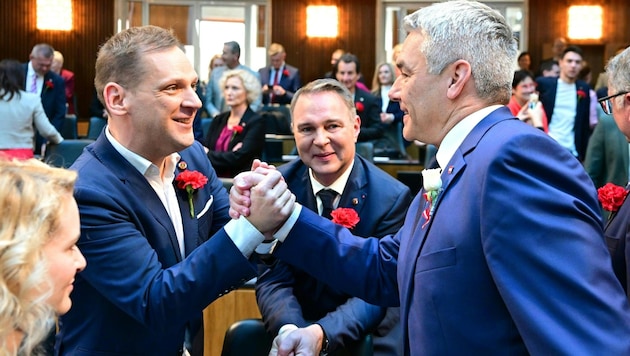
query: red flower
233 125 244 134
283 69 290 77
355 102 364 113
331 208 360 229
597 183 628 212
577 89 587 100
175 170 208 217
45 79 54 90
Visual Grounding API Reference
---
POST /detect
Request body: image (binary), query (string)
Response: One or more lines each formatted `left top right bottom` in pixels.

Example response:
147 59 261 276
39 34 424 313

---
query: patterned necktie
318 189 337 219
30 73 38 94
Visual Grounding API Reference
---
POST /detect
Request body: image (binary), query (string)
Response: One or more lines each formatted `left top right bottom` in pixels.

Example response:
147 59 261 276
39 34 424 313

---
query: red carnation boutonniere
44 79 54 91
330 208 360 229
283 69 290 77
577 89 587 101
355 102 364 113
231 123 245 141
175 170 208 218
598 183 628 213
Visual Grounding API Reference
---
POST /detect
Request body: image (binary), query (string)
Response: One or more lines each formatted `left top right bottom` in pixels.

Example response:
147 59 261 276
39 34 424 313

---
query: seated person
259 43 301 105
256 79 411 355
0 158 86 354
204 69 265 177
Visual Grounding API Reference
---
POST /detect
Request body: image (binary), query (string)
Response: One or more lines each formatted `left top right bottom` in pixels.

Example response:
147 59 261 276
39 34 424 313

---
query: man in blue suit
56 25 294 355
259 43 301 106
231 1 630 355
536 46 592 161
256 79 410 355
23 43 66 153
598 47 630 297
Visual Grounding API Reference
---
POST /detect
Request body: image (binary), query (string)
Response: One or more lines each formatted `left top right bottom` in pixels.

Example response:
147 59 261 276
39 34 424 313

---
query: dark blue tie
318 189 337 219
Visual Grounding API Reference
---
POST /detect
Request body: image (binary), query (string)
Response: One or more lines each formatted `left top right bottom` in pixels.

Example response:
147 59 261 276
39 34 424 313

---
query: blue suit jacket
258 64 301 105
274 107 630 355
56 135 257 355
535 76 592 160
256 155 411 353
23 63 66 131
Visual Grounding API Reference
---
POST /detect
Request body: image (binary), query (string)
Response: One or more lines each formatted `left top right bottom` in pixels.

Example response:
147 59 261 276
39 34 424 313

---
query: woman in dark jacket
204 69 265 177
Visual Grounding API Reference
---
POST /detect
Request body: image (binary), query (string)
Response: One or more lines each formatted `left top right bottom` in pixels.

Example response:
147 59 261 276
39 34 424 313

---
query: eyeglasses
598 91 629 115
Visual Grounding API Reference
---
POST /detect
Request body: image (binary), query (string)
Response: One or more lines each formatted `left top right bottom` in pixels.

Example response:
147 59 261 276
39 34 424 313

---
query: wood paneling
0 0 115 120
270 0 377 87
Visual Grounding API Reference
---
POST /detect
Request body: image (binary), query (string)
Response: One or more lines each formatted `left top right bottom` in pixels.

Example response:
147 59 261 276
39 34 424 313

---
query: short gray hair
403 0 517 103
606 47 630 94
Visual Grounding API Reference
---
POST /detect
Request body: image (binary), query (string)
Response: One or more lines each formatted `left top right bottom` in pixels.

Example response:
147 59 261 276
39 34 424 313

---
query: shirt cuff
224 218 265 258
273 203 302 243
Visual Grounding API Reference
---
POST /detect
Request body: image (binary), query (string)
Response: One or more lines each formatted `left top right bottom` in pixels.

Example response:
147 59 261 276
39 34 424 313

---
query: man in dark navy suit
23 43 66 153
256 79 410 355
259 43 301 106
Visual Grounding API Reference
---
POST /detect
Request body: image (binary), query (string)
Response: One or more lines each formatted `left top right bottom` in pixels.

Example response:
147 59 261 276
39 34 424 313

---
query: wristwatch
317 323 330 356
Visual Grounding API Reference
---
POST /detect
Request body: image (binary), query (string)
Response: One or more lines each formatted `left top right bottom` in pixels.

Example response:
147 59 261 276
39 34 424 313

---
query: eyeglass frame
598 91 629 115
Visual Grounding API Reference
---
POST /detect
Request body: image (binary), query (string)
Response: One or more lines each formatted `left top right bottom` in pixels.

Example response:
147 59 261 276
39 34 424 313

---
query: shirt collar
105 126 180 178
309 159 355 196
436 105 502 169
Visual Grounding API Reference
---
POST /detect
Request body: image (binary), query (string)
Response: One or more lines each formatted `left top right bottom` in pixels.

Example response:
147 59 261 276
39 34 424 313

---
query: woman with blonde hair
0 159 86 355
204 69 265 177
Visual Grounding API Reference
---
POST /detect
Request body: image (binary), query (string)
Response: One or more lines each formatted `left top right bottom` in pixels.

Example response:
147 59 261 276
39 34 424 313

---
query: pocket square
196 195 214 219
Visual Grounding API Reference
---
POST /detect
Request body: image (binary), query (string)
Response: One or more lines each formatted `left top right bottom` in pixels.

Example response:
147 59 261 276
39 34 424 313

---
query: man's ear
353 116 361 142
446 60 472 100
103 83 127 116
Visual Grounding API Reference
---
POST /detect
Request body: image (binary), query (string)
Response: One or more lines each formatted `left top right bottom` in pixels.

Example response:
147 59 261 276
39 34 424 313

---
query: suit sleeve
65 72 75 103
206 113 265 172
481 132 629 354
583 115 608 188
255 262 308 334
205 71 221 117
50 77 67 131
358 95 384 141
73 176 255 330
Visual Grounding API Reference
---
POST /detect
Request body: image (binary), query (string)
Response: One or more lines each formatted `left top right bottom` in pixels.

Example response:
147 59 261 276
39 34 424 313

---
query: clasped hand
229 160 295 235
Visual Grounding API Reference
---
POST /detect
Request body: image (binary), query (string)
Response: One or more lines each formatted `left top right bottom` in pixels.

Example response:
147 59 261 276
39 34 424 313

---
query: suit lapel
338 157 368 216
92 136 185 261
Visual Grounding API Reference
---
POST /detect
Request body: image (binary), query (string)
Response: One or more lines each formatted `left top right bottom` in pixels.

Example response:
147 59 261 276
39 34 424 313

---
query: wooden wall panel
0 0 114 120
270 0 377 87
528 0 630 78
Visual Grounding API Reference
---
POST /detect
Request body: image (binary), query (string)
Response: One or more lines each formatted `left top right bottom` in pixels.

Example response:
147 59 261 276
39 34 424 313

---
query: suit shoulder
358 156 409 194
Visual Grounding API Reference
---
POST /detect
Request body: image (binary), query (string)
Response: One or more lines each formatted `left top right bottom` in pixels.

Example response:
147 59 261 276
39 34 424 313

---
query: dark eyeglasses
598 91 629 115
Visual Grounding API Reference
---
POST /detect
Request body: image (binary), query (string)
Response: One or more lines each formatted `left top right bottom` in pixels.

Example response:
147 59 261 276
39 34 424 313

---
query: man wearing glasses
599 46 630 299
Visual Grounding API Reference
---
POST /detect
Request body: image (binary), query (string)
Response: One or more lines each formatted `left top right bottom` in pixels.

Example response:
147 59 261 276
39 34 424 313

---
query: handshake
229 160 296 235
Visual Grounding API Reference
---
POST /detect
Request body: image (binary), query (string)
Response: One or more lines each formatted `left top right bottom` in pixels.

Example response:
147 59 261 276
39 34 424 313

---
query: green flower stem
186 185 195 218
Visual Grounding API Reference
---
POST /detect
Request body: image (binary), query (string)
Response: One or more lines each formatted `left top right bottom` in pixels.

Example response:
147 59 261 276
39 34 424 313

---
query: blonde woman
0 159 86 355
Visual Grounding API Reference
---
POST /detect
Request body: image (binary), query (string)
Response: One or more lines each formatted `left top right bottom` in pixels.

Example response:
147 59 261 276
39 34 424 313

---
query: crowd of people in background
4 1 630 355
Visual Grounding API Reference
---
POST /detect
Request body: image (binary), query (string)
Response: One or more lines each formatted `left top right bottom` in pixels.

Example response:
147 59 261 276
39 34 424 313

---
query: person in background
231 1 630 354
538 37 567 75
207 53 224 83
256 79 409 356
517 51 532 72
324 49 345 80
0 59 63 159
392 44 403 77
335 53 383 144
578 62 600 129
259 43 301 106
536 46 592 161
57 25 291 355
204 69 265 178
507 70 548 132
23 43 66 155
371 61 409 156
205 41 261 117
539 60 560 78
0 158 86 355
51 50 76 115
596 47 630 295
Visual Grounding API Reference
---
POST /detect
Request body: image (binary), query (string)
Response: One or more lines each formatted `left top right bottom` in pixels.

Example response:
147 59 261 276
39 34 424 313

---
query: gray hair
219 69 262 106
30 43 55 59
290 78 356 124
606 47 630 95
403 0 517 103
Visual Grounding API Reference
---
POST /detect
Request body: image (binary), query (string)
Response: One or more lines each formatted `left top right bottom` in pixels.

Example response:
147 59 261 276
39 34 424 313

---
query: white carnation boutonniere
421 168 442 228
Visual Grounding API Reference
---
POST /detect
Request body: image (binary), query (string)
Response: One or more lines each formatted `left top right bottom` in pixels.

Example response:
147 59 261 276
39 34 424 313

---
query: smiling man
231 1 630 355
56 25 294 355
255 79 410 355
